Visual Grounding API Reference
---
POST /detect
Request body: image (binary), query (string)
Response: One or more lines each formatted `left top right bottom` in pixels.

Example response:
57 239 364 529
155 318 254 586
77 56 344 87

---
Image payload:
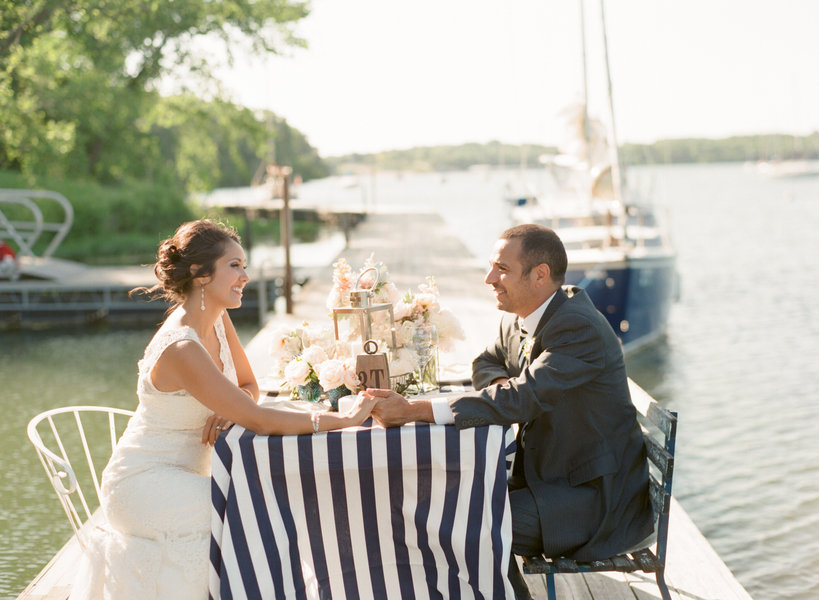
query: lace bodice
131 315 237 428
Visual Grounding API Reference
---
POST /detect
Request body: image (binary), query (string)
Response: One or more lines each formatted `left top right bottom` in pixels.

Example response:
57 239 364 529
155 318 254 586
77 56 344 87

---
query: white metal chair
27 405 135 548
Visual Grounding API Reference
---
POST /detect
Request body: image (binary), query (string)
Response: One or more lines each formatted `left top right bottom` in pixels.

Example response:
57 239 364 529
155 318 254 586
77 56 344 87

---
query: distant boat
754 159 819 179
505 0 677 353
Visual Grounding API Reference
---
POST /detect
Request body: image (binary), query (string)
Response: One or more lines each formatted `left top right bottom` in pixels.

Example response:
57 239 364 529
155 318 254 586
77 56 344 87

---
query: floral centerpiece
269 322 360 410
326 255 465 393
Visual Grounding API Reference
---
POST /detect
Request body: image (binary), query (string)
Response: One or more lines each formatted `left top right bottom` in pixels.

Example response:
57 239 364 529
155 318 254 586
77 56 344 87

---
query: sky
207 0 819 157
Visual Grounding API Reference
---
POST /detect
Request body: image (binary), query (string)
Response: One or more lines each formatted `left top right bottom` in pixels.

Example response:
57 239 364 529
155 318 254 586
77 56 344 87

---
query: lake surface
2 163 818 599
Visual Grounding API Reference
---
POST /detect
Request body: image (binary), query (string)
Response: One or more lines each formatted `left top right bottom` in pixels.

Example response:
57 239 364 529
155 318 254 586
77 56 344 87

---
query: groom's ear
532 263 552 287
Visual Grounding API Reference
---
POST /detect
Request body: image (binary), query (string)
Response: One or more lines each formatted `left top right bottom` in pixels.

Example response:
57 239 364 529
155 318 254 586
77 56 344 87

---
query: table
209 419 516 599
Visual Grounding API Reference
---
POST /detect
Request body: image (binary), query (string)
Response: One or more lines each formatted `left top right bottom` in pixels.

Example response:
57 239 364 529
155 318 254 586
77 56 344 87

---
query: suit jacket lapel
530 287 568 357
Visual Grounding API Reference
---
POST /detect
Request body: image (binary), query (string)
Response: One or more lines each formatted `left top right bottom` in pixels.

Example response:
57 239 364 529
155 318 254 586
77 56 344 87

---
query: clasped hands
201 389 430 444
362 388 435 427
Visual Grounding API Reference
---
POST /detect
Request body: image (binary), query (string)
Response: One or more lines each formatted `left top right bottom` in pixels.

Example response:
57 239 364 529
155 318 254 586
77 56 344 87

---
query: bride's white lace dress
72 315 237 599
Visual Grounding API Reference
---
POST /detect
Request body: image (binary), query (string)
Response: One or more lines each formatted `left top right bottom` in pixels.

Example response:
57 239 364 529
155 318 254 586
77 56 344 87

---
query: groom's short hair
500 224 567 285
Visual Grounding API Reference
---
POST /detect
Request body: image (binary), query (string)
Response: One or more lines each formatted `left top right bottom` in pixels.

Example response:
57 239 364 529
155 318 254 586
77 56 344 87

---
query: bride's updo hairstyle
145 219 241 305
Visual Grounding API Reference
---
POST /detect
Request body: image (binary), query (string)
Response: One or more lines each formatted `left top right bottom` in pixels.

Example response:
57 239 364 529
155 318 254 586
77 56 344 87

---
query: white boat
506 0 677 353
754 159 819 179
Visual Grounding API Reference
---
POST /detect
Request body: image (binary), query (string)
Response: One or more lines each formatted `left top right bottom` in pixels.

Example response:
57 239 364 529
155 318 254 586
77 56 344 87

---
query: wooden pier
245 210 754 600
16 212 753 600
0 256 292 330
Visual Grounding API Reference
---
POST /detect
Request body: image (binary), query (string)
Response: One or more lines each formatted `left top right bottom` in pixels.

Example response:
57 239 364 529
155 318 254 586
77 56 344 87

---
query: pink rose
342 358 360 391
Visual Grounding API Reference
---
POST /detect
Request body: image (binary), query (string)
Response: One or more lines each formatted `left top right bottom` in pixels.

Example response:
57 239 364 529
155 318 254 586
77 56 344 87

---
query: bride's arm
154 340 376 436
220 311 259 402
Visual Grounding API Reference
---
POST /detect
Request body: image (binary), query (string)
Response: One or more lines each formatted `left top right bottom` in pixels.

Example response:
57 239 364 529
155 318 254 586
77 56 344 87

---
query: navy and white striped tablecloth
209 421 516 599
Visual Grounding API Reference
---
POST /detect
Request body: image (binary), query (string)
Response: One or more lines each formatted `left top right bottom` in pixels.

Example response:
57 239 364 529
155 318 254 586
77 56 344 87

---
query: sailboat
506 0 678 353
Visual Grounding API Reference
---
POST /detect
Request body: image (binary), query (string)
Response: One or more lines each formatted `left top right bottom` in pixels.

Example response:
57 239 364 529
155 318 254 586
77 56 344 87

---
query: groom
367 224 653 588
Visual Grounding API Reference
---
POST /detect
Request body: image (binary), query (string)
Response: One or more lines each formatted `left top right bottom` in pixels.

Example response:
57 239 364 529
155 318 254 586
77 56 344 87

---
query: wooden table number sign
356 339 390 389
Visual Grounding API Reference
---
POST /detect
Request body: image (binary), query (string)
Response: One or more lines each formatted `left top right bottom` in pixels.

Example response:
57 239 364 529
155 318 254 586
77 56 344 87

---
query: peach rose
284 358 310 388
318 359 346 391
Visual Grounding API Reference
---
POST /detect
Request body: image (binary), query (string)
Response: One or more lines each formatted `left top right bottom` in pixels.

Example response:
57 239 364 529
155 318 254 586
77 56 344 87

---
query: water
2 163 818 598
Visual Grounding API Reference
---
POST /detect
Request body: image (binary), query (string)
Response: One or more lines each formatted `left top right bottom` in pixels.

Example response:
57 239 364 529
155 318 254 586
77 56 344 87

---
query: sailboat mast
579 0 592 172
599 0 625 204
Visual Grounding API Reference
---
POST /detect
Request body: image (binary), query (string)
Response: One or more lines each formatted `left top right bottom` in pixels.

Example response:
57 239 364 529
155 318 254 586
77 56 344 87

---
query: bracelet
311 411 320 434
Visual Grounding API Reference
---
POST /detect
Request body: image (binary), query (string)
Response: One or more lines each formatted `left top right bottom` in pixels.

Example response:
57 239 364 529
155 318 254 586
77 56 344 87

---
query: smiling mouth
232 287 244 296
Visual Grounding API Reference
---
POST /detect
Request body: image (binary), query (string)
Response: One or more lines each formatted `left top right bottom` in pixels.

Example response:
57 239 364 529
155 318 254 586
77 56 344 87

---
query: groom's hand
364 389 434 427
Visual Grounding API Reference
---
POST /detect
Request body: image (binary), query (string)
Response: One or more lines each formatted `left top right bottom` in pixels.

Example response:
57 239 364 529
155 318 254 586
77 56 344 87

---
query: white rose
284 358 310 387
392 300 414 322
302 345 328 367
318 359 346 391
269 326 292 355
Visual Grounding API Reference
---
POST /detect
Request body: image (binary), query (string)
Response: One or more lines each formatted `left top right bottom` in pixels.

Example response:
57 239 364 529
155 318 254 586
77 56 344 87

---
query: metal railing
0 189 74 258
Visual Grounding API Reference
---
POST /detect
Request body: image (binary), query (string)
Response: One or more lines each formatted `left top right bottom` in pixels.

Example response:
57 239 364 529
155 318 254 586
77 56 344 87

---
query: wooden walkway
245 211 754 600
17 212 753 599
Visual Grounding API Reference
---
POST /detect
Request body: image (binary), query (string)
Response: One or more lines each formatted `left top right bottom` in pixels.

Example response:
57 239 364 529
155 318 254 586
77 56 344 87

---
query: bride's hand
342 392 379 426
202 414 233 445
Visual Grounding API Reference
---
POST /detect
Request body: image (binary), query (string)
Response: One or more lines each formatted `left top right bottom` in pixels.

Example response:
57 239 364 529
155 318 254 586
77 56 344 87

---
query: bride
71 220 377 599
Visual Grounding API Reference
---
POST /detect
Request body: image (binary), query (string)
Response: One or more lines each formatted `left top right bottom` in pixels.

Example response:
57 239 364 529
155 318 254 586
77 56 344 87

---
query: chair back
629 380 678 568
27 405 135 547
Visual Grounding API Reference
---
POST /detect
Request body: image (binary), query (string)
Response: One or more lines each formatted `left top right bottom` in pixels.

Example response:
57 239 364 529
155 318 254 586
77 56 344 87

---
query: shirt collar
519 291 557 338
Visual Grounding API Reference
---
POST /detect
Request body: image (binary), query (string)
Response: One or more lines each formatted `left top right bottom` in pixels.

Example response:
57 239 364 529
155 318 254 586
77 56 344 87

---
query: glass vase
410 323 439 394
326 386 349 412
296 380 323 403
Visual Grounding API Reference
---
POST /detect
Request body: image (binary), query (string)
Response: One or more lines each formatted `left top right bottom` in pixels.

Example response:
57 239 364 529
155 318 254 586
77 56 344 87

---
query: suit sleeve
471 318 512 390
454 310 606 428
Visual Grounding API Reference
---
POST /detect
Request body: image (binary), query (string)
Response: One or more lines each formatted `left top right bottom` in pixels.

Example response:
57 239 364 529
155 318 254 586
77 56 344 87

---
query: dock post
276 165 294 314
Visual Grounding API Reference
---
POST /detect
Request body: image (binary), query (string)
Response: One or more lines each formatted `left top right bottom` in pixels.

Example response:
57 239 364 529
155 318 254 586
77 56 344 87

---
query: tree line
0 0 328 193
326 133 819 173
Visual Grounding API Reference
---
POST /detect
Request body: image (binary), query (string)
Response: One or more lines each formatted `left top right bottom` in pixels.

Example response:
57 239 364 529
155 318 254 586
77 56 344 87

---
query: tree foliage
326 141 560 173
0 0 325 190
327 134 819 173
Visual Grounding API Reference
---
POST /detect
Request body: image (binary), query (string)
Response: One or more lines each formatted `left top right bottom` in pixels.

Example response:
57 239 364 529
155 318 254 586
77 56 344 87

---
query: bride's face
202 240 250 309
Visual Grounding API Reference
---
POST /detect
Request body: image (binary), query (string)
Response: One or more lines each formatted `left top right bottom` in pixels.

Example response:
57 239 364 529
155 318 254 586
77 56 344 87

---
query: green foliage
217 214 322 247
326 141 559 173
0 170 193 263
327 134 819 173
0 0 324 191
622 133 819 165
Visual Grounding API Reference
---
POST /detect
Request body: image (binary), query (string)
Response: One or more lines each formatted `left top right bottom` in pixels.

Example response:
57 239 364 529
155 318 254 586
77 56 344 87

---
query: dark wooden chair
520 381 678 600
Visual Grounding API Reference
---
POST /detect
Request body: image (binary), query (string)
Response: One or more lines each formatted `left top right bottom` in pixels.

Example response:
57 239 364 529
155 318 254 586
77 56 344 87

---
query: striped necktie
518 325 529 367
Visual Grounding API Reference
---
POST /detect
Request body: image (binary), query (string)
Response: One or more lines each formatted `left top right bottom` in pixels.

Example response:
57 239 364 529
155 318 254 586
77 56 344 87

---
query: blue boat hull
566 253 677 353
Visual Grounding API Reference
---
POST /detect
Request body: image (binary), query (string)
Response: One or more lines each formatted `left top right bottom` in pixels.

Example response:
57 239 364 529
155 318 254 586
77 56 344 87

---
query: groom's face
484 238 538 317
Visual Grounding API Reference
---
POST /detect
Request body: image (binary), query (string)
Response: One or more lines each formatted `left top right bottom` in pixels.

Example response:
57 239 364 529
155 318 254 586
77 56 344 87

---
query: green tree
0 0 309 183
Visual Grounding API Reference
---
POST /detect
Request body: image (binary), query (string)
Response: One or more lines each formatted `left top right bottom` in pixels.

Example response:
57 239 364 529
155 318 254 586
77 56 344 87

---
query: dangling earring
200 284 206 311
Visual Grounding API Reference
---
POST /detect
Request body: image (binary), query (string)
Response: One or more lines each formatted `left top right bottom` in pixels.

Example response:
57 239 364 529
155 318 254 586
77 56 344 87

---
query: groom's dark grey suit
449 286 653 561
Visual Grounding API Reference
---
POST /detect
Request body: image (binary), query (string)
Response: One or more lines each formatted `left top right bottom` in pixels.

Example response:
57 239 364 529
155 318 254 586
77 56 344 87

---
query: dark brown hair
500 223 567 285
132 219 241 304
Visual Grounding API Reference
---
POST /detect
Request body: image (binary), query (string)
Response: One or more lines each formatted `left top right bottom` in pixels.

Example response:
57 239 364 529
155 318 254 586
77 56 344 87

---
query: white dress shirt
430 291 557 424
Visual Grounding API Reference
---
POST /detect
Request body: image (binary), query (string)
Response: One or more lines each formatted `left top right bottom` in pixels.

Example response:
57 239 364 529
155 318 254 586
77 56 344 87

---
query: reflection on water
2 164 818 598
